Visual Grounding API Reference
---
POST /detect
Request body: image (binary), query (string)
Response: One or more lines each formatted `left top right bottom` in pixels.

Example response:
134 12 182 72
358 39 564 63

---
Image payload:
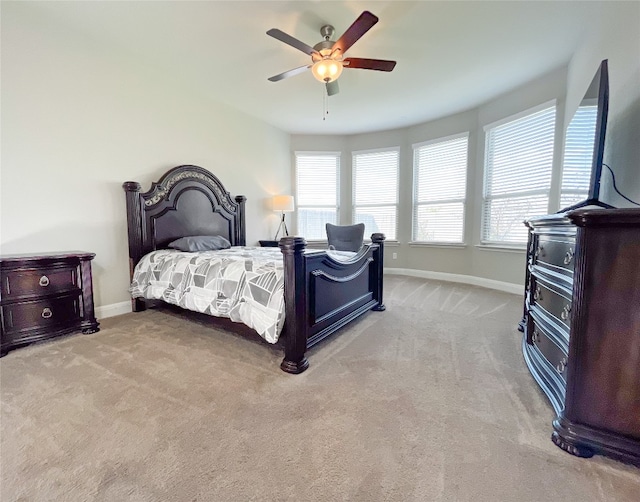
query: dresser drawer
533 234 576 275
1 265 78 300
531 318 569 382
1 294 80 335
531 277 572 329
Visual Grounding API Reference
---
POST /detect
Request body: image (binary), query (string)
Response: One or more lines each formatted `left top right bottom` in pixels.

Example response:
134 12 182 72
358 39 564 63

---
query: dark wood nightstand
0 251 100 356
259 240 279 247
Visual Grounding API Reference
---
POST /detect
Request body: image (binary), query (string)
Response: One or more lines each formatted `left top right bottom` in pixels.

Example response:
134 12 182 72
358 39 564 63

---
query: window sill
409 242 466 249
475 244 526 253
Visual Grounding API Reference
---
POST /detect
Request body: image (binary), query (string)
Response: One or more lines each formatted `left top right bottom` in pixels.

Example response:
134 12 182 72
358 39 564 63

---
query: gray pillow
168 235 231 252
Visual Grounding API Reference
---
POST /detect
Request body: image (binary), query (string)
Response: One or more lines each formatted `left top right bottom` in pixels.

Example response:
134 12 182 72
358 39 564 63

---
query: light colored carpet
1 276 639 501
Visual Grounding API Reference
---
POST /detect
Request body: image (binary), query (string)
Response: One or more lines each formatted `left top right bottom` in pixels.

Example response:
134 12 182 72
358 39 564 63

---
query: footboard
279 234 385 374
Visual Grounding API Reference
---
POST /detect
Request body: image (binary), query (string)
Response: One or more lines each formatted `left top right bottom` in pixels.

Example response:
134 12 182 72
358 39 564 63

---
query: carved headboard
123 165 246 271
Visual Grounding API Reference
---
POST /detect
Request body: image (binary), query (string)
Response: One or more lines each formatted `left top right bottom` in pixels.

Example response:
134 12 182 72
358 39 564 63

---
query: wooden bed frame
123 165 385 373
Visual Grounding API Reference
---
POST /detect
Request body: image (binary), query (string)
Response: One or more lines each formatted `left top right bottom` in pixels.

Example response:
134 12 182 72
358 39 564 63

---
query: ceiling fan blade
268 65 312 82
326 80 339 96
343 58 396 72
331 11 379 57
266 28 318 56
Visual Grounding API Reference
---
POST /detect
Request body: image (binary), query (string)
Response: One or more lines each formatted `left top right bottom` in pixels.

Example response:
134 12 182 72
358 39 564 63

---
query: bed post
279 236 310 374
371 233 386 311
122 181 146 312
234 195 246 246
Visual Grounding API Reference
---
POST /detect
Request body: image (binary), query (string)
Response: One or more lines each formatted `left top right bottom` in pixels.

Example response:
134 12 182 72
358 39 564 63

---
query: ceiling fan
267 11 396 96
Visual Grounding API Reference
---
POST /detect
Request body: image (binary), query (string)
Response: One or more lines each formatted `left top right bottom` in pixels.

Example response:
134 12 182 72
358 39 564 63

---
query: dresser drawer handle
564 249 574 265
535 245 544 258
533 286 542 301
561 304 572 321
41 307 53 319
556 357 567 373
39 275 50 287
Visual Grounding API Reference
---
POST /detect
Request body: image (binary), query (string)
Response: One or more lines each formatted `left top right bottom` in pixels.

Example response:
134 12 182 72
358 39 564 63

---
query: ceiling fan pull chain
323 87 329 121
326 91 329 119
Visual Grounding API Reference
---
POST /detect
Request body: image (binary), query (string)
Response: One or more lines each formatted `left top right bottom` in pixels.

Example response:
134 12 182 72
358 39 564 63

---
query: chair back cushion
325 223 365 252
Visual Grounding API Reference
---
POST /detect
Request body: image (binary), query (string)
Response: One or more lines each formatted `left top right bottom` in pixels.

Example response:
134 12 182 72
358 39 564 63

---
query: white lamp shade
272 195 295 212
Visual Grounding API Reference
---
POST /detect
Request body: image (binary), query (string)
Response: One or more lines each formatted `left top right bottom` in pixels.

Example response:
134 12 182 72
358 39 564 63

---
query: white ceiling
26 1 604 135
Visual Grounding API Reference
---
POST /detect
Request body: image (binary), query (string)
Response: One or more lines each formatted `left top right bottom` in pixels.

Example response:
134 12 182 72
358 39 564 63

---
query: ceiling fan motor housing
312 42 335 60
313 25 338 61
319 24 335 40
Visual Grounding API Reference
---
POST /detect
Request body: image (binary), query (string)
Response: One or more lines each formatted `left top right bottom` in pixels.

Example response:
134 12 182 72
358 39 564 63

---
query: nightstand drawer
2 266 78 300
1 294 80 335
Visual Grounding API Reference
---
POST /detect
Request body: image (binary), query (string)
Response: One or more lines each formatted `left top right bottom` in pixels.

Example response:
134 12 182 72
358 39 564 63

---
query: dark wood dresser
522 208 640 466
0 252 99 356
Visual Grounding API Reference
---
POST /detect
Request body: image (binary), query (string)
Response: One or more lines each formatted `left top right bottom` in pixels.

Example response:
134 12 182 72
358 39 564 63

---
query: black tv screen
560 59 612 211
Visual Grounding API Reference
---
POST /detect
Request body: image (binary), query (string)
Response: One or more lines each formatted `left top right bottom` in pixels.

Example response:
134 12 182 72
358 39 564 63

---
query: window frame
481 100 557 248
294 151 341 241
351 146 400 242
411 132 469 245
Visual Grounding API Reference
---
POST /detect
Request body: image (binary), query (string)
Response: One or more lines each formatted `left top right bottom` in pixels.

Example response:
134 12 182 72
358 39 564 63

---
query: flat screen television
559 59 613 211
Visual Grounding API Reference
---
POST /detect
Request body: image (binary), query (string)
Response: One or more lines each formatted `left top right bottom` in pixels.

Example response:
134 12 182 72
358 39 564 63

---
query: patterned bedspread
129 247 285 343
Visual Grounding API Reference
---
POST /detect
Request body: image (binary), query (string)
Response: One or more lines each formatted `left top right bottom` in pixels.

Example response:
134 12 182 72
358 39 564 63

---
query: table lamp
272 195 295 240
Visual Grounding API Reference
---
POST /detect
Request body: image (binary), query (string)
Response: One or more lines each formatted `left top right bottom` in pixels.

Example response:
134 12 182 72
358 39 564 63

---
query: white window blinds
559 105 597 209
295 152 340 240
352 148 399 240
413 134 468 243
482 104 556 245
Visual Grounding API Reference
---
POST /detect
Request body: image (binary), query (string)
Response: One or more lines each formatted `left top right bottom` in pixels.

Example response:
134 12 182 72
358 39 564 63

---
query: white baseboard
95 301 132 319
385 268 524 296
95 271 522 319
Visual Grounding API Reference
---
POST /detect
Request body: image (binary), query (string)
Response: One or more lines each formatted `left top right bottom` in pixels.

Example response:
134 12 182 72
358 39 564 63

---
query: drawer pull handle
561 304 572 321
533 286 542 301
41 307 53 319
556 357 568 373
564 249 574 265
535 245 544 258
39 275 50 287
532 330 540 343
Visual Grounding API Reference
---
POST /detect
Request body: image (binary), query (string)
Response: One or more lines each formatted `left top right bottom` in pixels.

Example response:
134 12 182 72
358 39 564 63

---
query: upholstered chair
325 223 365 252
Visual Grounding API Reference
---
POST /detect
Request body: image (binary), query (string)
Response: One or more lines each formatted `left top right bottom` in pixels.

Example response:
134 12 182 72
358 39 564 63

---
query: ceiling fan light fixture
311 58 343 83
267 11 395 95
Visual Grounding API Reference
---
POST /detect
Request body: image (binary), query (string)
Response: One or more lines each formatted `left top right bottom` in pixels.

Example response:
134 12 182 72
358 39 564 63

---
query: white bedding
129 247 285 343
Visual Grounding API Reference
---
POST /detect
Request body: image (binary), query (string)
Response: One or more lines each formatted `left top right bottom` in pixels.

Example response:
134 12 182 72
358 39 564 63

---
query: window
559 104 597 209
295 152 340 240
352 148 399 240
482 103 557 245
413 134 468 243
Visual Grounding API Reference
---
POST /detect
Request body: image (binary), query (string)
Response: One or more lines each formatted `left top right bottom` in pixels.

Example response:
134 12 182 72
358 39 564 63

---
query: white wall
565 1 640 207
1 3 291 312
